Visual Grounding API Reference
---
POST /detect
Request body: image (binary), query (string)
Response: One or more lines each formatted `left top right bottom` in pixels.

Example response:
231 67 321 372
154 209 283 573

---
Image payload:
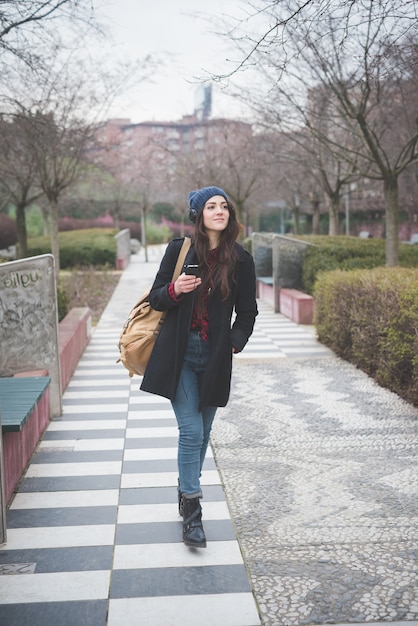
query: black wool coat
140 237 258 409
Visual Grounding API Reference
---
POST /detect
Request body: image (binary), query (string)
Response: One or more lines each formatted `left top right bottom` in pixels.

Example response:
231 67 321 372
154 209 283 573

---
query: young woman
140 186 258 548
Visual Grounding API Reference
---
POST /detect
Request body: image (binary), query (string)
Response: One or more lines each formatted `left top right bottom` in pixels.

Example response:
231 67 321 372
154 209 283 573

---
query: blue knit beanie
187 186 228 222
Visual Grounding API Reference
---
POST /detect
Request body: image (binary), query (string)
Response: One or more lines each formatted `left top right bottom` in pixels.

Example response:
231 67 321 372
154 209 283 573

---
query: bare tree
0 113 44 256
0 1 95 68
2 44 155 271
215 0 418 78
213 123 263 235
273 124 359 235
224 0 418 264
166 120 263 236
91 120 165 261
29 111 91 275
255 131 323 235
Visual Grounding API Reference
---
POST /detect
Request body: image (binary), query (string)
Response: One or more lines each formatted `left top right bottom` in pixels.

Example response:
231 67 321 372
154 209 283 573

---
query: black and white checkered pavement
0 248 332 625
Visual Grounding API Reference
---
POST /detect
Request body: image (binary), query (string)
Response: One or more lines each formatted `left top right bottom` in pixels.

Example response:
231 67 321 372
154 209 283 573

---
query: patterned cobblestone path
212 355 418 625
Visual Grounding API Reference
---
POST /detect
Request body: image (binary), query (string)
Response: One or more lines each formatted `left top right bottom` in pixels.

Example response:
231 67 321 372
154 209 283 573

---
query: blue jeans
171 331 217 498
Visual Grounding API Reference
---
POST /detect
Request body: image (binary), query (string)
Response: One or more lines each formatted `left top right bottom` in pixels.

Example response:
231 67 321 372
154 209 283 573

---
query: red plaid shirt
168 249 218 342
168 250 240 352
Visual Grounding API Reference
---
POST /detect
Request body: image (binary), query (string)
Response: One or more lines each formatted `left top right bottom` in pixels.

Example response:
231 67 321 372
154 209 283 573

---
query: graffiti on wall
0 254 61 416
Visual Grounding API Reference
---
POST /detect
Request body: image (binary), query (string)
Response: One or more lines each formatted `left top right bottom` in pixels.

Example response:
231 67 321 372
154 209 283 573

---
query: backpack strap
172 237 191 282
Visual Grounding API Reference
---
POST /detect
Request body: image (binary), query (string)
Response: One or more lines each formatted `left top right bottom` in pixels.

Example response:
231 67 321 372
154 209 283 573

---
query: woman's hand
174 272 202 297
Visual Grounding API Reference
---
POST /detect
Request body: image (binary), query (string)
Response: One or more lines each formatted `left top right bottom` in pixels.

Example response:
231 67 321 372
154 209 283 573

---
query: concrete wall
252 233 314 312
252 233 274 278
59 308 91 392
272 234 314 291
0 254 61 417
115 229 131 270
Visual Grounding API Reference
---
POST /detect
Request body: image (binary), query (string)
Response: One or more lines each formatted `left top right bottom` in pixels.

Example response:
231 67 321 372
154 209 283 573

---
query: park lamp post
344 182 357 236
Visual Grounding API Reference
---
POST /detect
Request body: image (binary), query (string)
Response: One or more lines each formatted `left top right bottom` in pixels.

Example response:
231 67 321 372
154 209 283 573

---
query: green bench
0 376 51 505
0 306 91 508
0 376 51 432
257 276 273 285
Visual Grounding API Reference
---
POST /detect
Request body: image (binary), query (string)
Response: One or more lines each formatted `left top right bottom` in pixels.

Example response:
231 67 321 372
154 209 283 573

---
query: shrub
58 216 142 240
26 206 45 237
161 217 194 239
314 267 418 407
28 228 117 268
146 220 171 244
121 221 141 240
294 235 418 294
59 217 99 231
57 283 69 321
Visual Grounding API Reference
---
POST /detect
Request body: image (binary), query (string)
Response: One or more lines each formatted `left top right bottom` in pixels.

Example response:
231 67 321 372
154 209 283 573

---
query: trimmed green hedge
28 228 117 268
314 267 418 407
290 235 418 294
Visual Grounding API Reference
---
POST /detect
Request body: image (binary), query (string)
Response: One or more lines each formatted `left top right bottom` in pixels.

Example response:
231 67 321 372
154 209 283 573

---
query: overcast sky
93 0 253 124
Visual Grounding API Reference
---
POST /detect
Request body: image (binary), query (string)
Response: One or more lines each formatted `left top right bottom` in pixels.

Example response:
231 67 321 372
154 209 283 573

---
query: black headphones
189 207 198 223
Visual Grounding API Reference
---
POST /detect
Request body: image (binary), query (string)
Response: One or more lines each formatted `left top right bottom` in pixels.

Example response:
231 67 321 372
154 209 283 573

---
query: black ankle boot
177 480 184 517
182 497 206 548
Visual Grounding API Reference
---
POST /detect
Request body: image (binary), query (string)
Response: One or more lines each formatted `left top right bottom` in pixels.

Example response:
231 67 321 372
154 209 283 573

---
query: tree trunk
140 206 148 262
293 205 300 235
49 198 60 279
243 209 250 236
312 198 320 235
180 206 186 237
384 176 399 267
15 203 28 258
235 203 244 232
113 202 120 230
328 197 339 236
41 204 50 236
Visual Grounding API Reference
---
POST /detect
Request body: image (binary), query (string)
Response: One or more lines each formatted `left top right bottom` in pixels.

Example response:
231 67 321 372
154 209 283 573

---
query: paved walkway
0 246 417 625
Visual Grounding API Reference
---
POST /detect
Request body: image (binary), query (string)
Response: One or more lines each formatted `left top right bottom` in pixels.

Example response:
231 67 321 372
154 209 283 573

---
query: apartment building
93 114 252 189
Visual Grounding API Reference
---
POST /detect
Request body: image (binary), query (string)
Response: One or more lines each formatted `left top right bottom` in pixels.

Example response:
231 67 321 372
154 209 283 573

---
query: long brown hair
193 200 242 304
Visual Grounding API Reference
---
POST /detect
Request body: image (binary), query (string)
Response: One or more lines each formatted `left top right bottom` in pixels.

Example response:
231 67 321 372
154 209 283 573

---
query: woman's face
202 195 230 235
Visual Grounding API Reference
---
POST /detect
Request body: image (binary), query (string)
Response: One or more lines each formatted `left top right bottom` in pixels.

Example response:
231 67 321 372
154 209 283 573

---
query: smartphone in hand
184 264 200 277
